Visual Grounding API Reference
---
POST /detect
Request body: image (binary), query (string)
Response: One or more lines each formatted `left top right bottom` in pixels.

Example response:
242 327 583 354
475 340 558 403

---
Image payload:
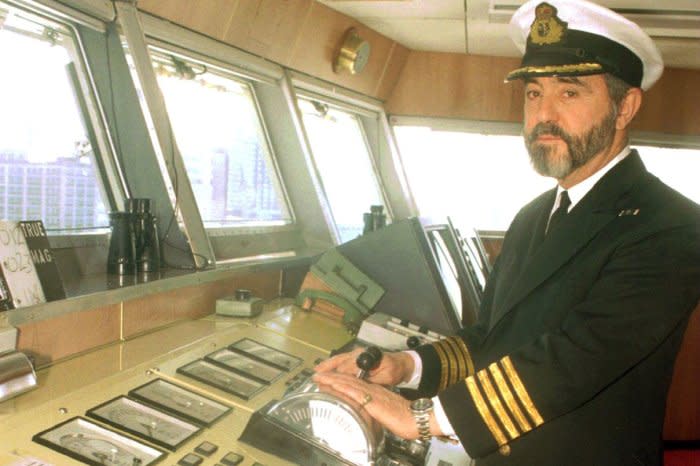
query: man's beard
525 107 618 179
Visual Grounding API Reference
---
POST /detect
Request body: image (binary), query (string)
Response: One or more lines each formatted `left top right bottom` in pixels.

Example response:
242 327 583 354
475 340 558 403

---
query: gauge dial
34 417 165 466
59 433 139 466
230 338 301 370
146 384 216 417
267 391 382 466
87 396 200 450
129 379 231 426
207 348 283 383
109 409 163 439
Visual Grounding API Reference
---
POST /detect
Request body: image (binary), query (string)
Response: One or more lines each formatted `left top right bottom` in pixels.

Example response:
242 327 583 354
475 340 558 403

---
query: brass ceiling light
334 27 371 75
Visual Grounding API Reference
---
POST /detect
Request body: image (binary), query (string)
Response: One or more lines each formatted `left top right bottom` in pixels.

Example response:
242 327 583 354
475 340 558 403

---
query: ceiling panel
360 18 467 53
317 0 700 68
319 0 465 18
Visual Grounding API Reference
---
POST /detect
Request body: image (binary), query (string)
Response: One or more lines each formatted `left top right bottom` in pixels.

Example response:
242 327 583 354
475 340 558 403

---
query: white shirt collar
553 146 632 214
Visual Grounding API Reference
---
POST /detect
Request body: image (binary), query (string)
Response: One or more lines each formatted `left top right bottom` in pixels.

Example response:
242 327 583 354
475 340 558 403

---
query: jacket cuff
440 356 545 458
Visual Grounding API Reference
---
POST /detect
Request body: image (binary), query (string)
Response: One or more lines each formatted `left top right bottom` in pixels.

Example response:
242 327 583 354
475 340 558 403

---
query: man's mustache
527 123 570 143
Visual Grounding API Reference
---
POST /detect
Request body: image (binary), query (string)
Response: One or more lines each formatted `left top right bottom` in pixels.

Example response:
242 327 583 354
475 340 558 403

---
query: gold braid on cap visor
506 62 604 81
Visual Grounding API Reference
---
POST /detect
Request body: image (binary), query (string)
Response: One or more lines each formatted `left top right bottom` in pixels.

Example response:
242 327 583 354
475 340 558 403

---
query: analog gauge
59 433 137 466
105 404 198 446
230 338 301 370
129 379 231 426
177 359 265 399
206 348 283 383
158 389 201 409
109 408 163 438
148 385 212 415
34 417 164 466
87 396 200 450
267 391 383 466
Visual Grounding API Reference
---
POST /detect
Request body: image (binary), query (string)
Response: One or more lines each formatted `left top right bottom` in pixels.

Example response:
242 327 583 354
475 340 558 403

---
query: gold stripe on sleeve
432 341 450 391
500 356 544 426
477 369 520 440
453 337 475 377
488 362 532 433
443 338 466 382
466 376 509 448
440 340 459 385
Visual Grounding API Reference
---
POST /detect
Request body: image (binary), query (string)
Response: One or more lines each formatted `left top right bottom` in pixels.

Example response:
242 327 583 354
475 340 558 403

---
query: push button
220 452 244 466
178 453 203 466
194 441 218 456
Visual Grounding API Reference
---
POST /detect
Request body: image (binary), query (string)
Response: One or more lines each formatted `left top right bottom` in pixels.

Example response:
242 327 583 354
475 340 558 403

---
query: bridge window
394 123 700 234
394 125 551 233
298 98 386 243
141 50 292 229
637 146 700 204
0 6 110 233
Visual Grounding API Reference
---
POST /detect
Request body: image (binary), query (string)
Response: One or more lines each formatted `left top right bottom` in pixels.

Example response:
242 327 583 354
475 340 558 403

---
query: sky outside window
299 98 385 243
0 10 109 232
149 54 292 228
394 125 700 233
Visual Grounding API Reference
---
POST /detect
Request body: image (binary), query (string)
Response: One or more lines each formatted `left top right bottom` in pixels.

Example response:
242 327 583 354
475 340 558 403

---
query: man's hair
604 73 632 112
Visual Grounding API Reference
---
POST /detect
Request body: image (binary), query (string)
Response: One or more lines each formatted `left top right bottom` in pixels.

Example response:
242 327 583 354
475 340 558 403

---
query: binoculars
107 198 161 275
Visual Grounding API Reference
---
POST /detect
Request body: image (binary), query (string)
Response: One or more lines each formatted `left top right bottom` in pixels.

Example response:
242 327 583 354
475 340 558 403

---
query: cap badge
529 2 567 46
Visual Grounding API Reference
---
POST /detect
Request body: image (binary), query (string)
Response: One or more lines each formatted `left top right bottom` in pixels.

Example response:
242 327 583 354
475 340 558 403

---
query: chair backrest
663 300 700 441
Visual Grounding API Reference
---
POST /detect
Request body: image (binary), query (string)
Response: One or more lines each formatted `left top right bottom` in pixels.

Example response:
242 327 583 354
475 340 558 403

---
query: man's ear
615 87 642 130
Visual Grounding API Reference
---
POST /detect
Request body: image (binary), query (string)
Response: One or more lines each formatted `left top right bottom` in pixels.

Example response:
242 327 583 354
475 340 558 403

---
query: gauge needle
140 420 157 436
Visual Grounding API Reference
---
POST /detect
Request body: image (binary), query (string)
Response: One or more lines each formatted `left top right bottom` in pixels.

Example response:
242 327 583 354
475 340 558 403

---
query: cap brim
505 62 604 82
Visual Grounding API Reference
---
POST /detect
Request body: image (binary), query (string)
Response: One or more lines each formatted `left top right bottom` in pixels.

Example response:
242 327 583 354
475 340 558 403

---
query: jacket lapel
489 151 648 329
487 191 554 316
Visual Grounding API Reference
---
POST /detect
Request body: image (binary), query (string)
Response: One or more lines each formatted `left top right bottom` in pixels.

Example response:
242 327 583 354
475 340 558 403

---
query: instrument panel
0 305 354 466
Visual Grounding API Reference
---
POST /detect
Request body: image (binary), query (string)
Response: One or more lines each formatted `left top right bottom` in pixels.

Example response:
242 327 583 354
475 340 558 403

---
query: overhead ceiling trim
488 1 700 38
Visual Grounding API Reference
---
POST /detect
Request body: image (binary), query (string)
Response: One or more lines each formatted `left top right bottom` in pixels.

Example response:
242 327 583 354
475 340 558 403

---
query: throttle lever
356 346 382 380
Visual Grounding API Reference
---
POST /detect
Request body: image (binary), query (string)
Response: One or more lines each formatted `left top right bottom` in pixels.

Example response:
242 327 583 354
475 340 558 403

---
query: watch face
411 398 433 412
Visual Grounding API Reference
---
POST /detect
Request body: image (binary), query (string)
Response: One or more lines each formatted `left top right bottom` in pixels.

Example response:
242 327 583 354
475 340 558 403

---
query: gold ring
360 393 372 407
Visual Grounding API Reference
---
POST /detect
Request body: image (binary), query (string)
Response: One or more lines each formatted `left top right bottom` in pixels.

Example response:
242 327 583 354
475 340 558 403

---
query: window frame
295 93 390 243
131 8 312 263
0 0 126 246
144 44 296 234
291 72 417 244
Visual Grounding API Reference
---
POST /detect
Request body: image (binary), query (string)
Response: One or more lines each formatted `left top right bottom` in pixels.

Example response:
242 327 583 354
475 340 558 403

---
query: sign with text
0 221 46 309
19 221 65 301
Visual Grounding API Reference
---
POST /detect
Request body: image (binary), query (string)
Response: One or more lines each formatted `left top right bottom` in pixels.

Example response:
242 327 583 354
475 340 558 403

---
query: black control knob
356 346 382 379
406 336 421 349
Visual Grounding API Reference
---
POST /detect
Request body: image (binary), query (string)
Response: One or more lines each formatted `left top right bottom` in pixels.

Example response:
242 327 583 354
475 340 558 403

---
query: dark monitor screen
423 219 483 328
336 217 470 336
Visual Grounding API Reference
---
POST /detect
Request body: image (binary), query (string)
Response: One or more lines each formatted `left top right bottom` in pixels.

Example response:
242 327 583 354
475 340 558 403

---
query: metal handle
0 351 37 402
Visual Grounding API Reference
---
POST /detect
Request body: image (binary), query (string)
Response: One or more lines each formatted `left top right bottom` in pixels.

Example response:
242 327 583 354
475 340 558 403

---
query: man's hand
313 371 433 440
314 348 415 386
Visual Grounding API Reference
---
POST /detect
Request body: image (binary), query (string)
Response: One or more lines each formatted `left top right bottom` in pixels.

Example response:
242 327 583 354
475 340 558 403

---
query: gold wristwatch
410 397 434 442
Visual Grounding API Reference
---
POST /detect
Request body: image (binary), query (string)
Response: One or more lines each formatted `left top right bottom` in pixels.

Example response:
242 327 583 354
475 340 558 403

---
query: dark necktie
547 190 571 234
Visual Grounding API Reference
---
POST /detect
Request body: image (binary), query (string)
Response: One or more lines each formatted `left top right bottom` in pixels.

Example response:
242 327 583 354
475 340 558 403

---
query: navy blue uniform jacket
416 151 700 465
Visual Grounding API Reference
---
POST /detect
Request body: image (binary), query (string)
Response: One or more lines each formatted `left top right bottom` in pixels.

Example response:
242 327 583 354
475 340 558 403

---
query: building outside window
136 50 293 230
0 5 109 233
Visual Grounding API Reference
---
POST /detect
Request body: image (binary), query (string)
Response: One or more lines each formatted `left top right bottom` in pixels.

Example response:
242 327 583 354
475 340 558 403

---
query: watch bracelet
413 411 431 441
